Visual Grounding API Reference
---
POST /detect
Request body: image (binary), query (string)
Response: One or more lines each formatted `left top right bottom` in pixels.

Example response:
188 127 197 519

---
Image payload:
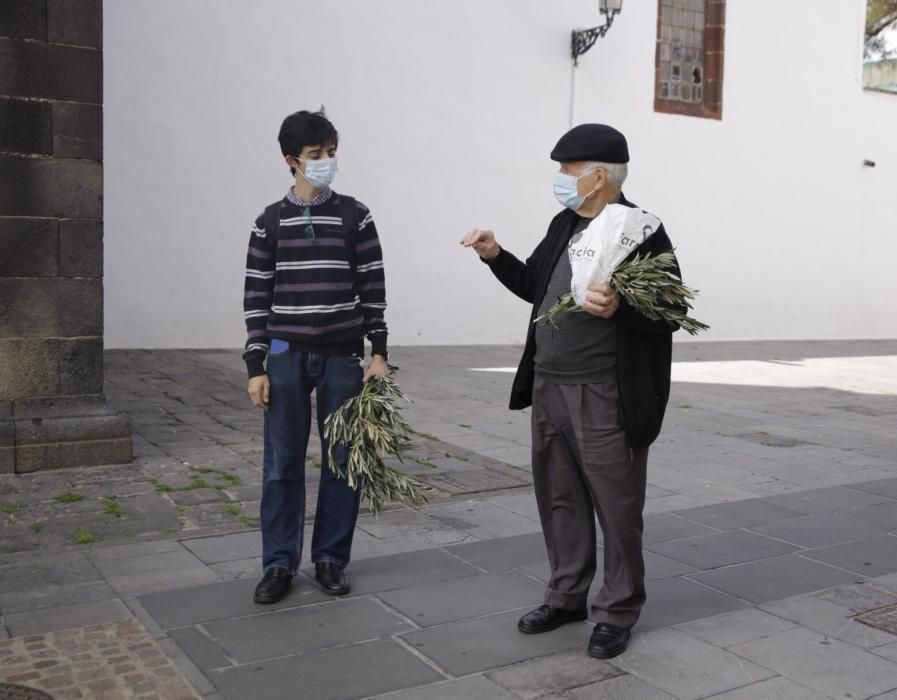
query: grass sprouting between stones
54 492 86 503
73 526 98 545
102 497 126 520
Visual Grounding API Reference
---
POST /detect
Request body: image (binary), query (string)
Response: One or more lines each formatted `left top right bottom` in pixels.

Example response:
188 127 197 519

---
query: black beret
550 123 629 163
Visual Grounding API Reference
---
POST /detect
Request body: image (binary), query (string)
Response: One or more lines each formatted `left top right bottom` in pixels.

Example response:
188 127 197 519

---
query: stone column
0 0 131 473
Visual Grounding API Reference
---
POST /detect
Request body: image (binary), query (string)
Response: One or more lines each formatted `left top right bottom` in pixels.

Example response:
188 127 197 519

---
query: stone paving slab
730 626 897 699
483 649 622 699
689 554 862 604
800 535 897 578
200 597 411 666
609 628 775 700
647 529 798 570
376 571 545 627
704 677 826 700
138 577 330 630
400 609 588 677
443 531 546 571
764 486 893 515
749 511 888 548
322 548 480 597
371 675 519 700
673 607 798 648
209 638 445 700
3 599 131 637
635 577 748 631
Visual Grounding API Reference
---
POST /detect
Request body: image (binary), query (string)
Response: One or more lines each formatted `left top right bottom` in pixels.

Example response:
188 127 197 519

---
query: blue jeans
261 346 363 575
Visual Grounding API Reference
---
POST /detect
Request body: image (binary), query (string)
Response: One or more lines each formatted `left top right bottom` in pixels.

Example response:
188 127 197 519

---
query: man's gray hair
589 161 628 188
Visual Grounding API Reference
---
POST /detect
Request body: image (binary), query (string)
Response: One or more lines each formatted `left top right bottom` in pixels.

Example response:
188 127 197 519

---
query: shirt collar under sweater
286 186 333 207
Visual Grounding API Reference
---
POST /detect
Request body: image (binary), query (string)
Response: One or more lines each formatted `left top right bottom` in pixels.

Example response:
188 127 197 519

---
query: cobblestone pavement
0 618 200 699
1 341 896 699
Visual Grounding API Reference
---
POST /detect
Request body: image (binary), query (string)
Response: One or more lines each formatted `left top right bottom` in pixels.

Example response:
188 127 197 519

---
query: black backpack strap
263 201 282 249
337 194 359 274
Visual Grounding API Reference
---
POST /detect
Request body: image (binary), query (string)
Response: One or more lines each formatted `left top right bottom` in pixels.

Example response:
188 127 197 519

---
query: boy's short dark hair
278 108 339 174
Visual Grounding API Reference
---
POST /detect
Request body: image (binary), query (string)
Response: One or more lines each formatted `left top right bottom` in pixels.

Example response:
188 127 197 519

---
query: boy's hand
248 375 270 409
363 355 389 384
460 229 500 261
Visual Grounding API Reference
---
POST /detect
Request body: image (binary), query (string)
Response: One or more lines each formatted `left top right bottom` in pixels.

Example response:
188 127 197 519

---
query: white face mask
298 157 338 188
553 168 599 211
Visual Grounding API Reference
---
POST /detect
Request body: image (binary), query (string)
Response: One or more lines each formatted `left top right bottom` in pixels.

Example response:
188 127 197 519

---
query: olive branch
323 369 429 516
534 250 709 335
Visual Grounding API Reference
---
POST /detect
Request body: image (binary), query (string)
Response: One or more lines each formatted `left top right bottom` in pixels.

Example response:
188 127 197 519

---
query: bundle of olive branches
535 250 709 335
323 370 429 516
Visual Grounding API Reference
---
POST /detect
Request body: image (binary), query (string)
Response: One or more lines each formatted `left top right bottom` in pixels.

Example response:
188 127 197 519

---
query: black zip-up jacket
484 194 680 449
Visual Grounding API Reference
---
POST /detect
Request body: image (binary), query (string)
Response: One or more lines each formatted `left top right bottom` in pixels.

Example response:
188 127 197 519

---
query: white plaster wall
104 0 897 348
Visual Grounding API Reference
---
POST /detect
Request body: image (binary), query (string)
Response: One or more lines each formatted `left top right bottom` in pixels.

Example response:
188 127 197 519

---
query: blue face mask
553 169 598 211
298 157 338 188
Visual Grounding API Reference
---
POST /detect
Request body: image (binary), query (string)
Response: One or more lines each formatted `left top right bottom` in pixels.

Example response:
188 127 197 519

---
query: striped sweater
242 188 387 378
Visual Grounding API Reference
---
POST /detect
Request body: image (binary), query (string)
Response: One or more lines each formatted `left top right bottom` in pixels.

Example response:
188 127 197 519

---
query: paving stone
874 642 897 664
89 540 185 562
750 512 887 548
377 571 544 627
0 580 115 614
671 498 806 531
674 607 798 648
801 535 897 577
370 675 517 700
321 547 479 596
704 676 827 699
208 557 263 581
731 627 897 699
643 551 697 580
169 626 232 672
642 512 719 545
846 478 897 500
846 502 897 530
760 594 897 649
647 530 797 570
138 577 329 630
92 550 221 595
444 532 547 571
567 675 676 699
0 552 101 593
3 598 130 636
690 554 860 604
482 493 541 520
816 582 897 613
202 597 411 665
607 628 773 699
765 486 893 515
485 649 622 700
180 532 260 565
423 500 541 539
210 639 443 700
636 577 748 632
400 608 588 676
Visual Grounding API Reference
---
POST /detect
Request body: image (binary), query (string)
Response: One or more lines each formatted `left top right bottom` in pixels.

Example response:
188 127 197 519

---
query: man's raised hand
460 229 500 261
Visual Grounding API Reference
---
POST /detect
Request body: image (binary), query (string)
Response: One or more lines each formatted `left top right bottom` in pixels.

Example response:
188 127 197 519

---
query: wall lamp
572 0 623 65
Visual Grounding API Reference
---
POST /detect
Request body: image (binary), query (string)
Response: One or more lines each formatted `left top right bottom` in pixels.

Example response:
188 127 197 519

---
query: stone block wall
0 0 131 473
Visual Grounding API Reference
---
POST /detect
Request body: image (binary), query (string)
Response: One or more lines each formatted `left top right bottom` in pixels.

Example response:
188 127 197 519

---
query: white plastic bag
568 204 662 307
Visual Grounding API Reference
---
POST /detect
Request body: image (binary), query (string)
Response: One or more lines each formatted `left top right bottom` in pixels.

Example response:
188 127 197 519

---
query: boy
243 109 388 604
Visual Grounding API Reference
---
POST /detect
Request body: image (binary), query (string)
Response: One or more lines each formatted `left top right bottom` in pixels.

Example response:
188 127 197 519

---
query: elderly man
461 124 680 659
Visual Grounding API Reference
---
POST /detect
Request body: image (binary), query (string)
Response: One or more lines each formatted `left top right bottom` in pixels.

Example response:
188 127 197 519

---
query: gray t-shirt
533 216 617 384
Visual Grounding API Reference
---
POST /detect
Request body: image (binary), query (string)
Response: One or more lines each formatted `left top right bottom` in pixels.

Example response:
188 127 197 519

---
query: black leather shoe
517 604 588 634
315 562 350 596
253 567 292 604
587 623 630 659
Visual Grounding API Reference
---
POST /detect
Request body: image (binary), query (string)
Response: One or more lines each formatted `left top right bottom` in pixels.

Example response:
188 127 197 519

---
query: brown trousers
531 375 649 629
